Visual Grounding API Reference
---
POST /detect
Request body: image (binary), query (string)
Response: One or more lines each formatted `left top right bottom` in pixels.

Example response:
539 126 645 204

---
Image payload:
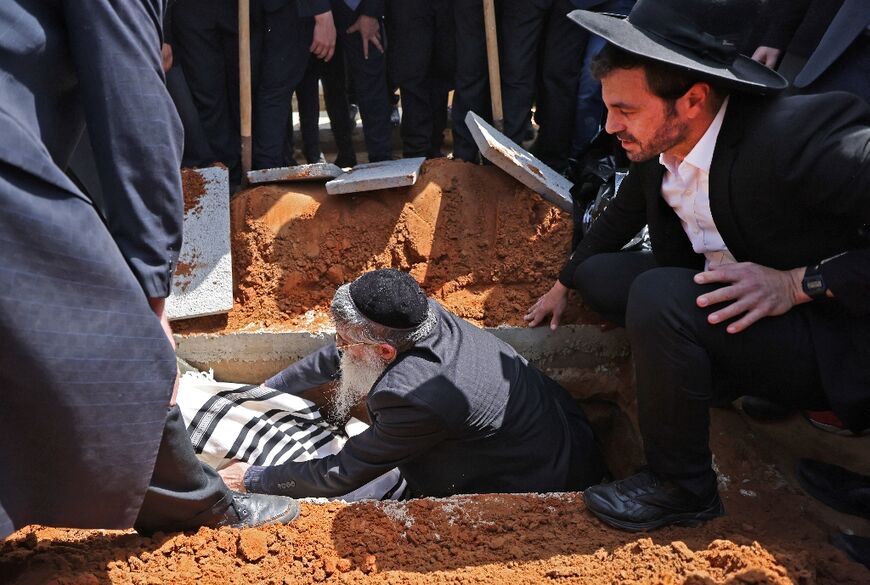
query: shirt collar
659 96 730 174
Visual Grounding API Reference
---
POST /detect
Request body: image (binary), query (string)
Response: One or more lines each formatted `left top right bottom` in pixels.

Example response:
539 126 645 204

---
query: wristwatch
801 264 827 300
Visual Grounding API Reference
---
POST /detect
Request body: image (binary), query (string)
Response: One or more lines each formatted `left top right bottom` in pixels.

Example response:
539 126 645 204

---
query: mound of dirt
2 410 866 584
174 158 599 334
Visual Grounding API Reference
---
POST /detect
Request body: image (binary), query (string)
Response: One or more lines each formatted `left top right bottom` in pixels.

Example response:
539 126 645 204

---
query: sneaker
583 469 724 532
214 492 299 529
803 410 868 436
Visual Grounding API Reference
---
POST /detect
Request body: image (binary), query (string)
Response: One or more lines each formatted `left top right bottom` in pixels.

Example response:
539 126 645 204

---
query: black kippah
349 269 428 329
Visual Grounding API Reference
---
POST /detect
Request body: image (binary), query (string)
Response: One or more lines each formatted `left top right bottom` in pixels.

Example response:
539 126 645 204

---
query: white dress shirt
659 97 735 270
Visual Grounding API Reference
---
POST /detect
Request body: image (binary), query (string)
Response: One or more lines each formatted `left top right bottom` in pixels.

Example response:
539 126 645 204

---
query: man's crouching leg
584 267 723 531
134 405 299 535
583 267 827 531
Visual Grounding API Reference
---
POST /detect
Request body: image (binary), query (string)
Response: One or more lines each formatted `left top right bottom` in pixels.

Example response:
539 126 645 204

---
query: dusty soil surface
1 410 865 584
174 158 599 334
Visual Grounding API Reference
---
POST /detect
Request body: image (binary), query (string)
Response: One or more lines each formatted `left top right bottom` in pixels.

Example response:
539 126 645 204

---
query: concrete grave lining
175 323 630 385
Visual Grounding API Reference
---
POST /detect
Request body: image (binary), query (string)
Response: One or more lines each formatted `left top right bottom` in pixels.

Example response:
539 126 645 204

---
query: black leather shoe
831 533 870 570
215 492 299 529
796 459 870 518
740 396 792 421
583 470 724 532
333 152 357 169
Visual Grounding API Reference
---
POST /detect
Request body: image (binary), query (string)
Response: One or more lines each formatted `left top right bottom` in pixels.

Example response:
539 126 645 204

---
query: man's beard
331 349 388 422
619 108 690 162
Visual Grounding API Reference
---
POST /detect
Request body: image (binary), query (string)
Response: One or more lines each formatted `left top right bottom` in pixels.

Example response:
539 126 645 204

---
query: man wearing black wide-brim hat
525 0 870 531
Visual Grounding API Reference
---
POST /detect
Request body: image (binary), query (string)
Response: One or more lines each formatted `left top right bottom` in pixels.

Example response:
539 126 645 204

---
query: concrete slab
246 163 344 185
166 166 233 320
465 111 573 212
325 157 425 195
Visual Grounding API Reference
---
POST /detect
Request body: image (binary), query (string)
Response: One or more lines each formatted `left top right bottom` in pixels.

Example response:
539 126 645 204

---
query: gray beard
331 349 387 422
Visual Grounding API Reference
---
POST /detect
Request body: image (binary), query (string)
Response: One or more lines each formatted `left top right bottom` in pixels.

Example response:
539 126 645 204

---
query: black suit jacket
794 0 870 88
246 302 602 498
560 92 870 431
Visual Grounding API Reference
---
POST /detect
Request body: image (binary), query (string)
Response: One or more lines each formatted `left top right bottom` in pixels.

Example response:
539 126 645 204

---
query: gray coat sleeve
264 345 342 394
62 0 184 298
245 390 448 497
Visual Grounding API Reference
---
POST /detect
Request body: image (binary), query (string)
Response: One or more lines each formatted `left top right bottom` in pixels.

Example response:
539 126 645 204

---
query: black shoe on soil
740 396 793 421
831 533 870 570
796 459 870 518
215 492 299 529
583 470 724 532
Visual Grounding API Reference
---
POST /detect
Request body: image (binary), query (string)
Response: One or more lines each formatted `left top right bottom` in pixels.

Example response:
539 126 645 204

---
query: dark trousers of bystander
451 0 491 162
172 0 258 184
331 0 393 162
253 3 312 170
387 0 455 158
573 251 831 497
500 0 585 173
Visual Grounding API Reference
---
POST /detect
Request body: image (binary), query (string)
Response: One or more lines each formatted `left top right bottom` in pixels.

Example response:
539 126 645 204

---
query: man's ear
679 82 713 118
375 343 397 363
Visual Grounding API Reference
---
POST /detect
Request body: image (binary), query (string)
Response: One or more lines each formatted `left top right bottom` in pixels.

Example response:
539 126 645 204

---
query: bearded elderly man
526 0 870 532
219 269 606 498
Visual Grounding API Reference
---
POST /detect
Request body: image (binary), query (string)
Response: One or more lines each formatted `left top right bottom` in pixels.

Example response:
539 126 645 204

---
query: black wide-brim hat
568 0 787 94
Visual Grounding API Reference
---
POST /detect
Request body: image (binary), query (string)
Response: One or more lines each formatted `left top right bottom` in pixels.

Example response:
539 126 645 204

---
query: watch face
803 274 826 297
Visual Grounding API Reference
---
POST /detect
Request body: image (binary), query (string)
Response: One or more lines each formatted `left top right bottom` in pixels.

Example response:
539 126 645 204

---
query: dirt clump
173 158 598 334
181 168 207 216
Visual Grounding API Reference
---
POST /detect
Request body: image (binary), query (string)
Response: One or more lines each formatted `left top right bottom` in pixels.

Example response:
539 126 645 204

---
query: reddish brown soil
174 158 598 334
2 411 866 583
181 168 207 216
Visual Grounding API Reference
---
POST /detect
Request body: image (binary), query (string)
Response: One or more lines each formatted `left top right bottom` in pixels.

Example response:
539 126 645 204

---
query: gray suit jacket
0 0 180 537
246 302 603 498
0 0 183 297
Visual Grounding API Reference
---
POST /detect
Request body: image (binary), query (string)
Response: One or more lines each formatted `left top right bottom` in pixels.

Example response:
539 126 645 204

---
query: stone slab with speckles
324 158 425 195
246 162 344 185
465 111 573 212
167 166 233 320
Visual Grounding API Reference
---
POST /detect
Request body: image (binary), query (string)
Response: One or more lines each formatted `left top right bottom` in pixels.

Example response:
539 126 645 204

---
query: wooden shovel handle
482 0 503 132
239 0 252 182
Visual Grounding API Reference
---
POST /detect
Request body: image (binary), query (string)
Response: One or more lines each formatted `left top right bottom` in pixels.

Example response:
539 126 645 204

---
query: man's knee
573 254 618 314
625 267 700 334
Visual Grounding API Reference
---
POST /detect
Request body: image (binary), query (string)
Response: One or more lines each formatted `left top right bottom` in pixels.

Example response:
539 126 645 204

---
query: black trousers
332 1 392 162
172 0 256 183
253 3 312 169
574 252 830 496
292 61 323 164
387 0 455 158
451 0 491 162
135 405 232 534
500 0 584 172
